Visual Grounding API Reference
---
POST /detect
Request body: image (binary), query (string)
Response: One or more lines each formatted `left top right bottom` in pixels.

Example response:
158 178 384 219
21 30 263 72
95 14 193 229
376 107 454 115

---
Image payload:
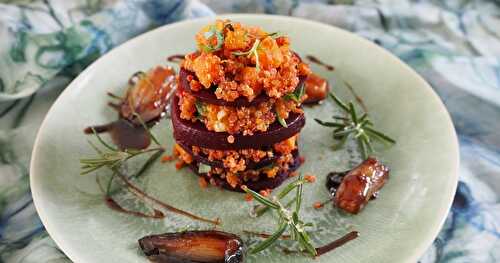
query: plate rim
30 13 460 263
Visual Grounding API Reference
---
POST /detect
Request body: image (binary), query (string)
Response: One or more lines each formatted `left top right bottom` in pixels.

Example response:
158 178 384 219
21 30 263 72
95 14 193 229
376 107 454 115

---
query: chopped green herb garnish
198 163 211 174
199 25 224 52
194 101 207 116
284 82 305 103
275 108 288 128
232 39 261 71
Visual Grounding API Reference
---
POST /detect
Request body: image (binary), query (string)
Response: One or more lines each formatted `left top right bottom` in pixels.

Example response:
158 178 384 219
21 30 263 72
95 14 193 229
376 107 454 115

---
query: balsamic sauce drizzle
84 119 151 151
116 172 221 225
344 81 368 113
315 231 360 257
306 55 335 71
167 54 185 64
105 196 166 219
277 231 359 257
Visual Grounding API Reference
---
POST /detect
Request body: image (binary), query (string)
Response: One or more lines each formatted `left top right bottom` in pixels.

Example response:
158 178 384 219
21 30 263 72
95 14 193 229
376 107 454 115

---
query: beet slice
177 142 278 170
179 68 266 107
189 150 302 192
171 95 305 150
179 70 306 107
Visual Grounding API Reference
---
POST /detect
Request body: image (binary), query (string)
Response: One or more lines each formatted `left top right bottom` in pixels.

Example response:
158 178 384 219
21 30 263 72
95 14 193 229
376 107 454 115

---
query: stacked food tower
171 20 310 192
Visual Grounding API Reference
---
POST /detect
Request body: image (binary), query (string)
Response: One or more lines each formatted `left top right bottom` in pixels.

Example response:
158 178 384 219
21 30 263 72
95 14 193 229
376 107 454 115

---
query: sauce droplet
325 171 349 197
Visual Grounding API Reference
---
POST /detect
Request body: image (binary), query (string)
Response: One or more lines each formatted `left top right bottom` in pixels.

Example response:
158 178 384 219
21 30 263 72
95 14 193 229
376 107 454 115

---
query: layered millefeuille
172 20 310 191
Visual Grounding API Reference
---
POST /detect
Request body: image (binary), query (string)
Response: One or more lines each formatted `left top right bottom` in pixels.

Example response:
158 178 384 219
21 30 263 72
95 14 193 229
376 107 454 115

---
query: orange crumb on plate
161 155 175 163
259 189 271 197
313 201 324 209
244 193 253 202
198 177 208 188
304 174 316 183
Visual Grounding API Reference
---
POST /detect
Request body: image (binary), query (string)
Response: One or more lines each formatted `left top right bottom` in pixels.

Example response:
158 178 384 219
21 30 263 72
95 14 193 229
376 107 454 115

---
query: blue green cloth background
0 0 499 262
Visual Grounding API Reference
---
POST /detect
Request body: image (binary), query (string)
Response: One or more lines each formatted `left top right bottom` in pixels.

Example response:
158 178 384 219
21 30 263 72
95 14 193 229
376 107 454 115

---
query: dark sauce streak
277 231 359 257
105 197 165 219
93 141 218 224
116 173 221 225
315 231 359 257
84 119 151 150
344 81 368 113
167 54 185 64
107 102 121 111
84 123 113 134
306 55 335 71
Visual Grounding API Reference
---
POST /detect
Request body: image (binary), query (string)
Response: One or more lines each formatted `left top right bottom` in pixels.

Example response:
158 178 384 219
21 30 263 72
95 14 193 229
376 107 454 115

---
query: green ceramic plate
31 14 459 263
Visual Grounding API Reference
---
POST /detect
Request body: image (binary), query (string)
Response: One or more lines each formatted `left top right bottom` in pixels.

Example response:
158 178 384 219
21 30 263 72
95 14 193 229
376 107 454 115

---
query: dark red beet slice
177 142 278 170
179 69 306 107
171 95 305 150
189 151 302 192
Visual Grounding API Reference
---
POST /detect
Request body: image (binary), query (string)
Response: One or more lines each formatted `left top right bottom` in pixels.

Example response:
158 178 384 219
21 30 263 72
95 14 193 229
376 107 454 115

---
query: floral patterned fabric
0 0 499 262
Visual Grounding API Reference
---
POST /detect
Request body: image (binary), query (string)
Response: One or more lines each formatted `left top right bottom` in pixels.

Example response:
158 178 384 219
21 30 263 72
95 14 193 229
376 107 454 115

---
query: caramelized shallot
121 66 176 124
334 157 389 214
303 73 329 104
139 230 245 263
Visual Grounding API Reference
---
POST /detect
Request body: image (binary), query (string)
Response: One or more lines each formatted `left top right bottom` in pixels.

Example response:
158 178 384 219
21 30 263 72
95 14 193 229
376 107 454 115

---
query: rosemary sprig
242 175 317 257
314 92 396 159
232 39 261 71
80 126 164 175
80 142 163 175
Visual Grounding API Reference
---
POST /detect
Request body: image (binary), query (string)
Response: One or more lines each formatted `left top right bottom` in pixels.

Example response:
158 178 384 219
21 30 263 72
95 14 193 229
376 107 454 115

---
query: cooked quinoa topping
206 153 295 189
177 91 303 134
172 135 298 188
181 19 311 102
